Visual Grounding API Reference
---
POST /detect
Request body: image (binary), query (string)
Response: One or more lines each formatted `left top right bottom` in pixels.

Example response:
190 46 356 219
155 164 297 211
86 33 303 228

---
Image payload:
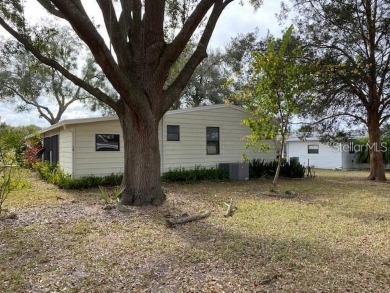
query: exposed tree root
0 212 17 221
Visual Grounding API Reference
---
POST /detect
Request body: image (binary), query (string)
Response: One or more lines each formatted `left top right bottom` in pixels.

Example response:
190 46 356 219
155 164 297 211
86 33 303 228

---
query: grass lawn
0 169 389 292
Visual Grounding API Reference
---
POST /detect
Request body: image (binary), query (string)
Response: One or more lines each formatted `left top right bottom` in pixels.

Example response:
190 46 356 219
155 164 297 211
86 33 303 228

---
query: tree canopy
287 0 390 181
236 26 312 186
0 24 106 125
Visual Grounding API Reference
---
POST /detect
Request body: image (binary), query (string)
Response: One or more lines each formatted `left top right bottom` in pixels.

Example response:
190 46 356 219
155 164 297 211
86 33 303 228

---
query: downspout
161 115 165 174
63 124 76 178
71 128 76 178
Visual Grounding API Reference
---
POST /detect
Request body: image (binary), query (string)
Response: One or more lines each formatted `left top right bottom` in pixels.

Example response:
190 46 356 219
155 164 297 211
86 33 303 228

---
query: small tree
238 26 311 188
0 151 14 215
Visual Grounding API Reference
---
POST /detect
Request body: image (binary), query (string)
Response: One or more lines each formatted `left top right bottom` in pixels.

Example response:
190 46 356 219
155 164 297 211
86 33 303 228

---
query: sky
0 0 289 128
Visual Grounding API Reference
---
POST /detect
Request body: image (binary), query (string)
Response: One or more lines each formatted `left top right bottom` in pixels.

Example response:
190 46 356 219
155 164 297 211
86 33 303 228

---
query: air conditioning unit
219 163 249 181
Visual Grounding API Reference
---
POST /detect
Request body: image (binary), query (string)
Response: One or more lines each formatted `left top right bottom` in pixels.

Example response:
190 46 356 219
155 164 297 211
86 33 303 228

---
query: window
167 125 180 141
349 141 355 154
206 127 220 155
308 145 319 154
96 134 120 151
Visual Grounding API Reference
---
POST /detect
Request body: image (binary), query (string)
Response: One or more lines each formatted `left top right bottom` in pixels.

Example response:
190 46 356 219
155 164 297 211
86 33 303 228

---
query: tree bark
367 113 386 181
118 103 166 206
272 137 285 187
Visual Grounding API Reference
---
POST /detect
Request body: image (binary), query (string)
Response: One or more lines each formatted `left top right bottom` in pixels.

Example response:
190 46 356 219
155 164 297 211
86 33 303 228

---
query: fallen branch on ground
166 210 211 227
0 212 17 221
224 198 236 217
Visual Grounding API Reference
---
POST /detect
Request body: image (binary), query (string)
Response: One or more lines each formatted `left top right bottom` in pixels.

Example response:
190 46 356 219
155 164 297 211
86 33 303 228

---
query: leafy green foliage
0 150 28 214
249 159 305 179
289 0 390 180
162 165 228 183
236 26 312 185
0 23 105 125
99 186 124 205
239 26 309 144
353 137 390 164
0 154 14 214
170 32 260 110
34 162 122 189
353 137 370 164
0 123 40 164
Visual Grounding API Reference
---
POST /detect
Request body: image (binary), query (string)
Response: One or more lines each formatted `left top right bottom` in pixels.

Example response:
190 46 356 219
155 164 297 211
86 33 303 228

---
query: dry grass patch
0 170 389 292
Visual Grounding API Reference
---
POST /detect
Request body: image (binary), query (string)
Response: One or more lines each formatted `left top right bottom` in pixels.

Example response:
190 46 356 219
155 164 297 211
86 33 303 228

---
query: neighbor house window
96 134 120 151
349 141 355 154
167 125 180 141
206 127 219 155
308 145 319 154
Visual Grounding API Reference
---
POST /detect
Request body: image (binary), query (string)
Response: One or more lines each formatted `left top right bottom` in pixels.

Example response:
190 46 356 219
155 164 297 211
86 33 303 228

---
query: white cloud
0 103 49 127
211 0 285 48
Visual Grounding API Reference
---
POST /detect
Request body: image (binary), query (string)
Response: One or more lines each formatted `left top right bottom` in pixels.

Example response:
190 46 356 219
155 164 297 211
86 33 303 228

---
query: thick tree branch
158 0 216 74
312 112 367 126
118 0 133 41
96 0 130 66
49 0 152 116
0 15 119 112
36 0 64 18
162 0 234 114
377 52 390 100
127 0 143 62
380 114 390 126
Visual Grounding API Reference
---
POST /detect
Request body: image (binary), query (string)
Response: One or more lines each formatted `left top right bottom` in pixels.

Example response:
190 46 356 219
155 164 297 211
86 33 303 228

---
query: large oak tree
0 0 261 205
288 0 390 181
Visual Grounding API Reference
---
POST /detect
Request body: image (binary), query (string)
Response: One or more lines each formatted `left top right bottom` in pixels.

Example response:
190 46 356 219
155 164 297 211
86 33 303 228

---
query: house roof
286 134 321 142
39 104 246 134
286 132 363 143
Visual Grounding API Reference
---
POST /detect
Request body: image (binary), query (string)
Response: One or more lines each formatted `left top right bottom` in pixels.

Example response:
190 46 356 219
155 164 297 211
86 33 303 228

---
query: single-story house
39 104 278 178
286 135 365 169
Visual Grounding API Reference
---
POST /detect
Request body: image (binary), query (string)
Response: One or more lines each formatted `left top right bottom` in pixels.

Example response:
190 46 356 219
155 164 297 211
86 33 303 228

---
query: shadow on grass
1 172 390 292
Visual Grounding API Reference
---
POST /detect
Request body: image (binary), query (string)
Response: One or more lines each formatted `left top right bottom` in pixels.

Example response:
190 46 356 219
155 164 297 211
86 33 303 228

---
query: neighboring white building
286 135 356 169
39 105 277 178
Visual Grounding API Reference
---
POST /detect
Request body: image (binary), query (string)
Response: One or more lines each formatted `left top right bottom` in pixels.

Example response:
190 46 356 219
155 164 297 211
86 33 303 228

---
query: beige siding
59 129 73 175
73 120 124 178
47 105 277 178
160 106 277 172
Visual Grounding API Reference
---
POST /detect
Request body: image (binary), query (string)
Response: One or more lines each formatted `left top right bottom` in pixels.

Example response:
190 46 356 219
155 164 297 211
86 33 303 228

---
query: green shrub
0 151 29 214
282 159 306 178
249 159 305 179
34 161 122 189
162 165 228 183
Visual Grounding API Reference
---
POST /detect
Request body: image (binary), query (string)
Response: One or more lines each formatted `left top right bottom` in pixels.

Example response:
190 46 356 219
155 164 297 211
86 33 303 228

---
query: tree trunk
272 137 285 187
118 105 166 206
367 114 386 181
